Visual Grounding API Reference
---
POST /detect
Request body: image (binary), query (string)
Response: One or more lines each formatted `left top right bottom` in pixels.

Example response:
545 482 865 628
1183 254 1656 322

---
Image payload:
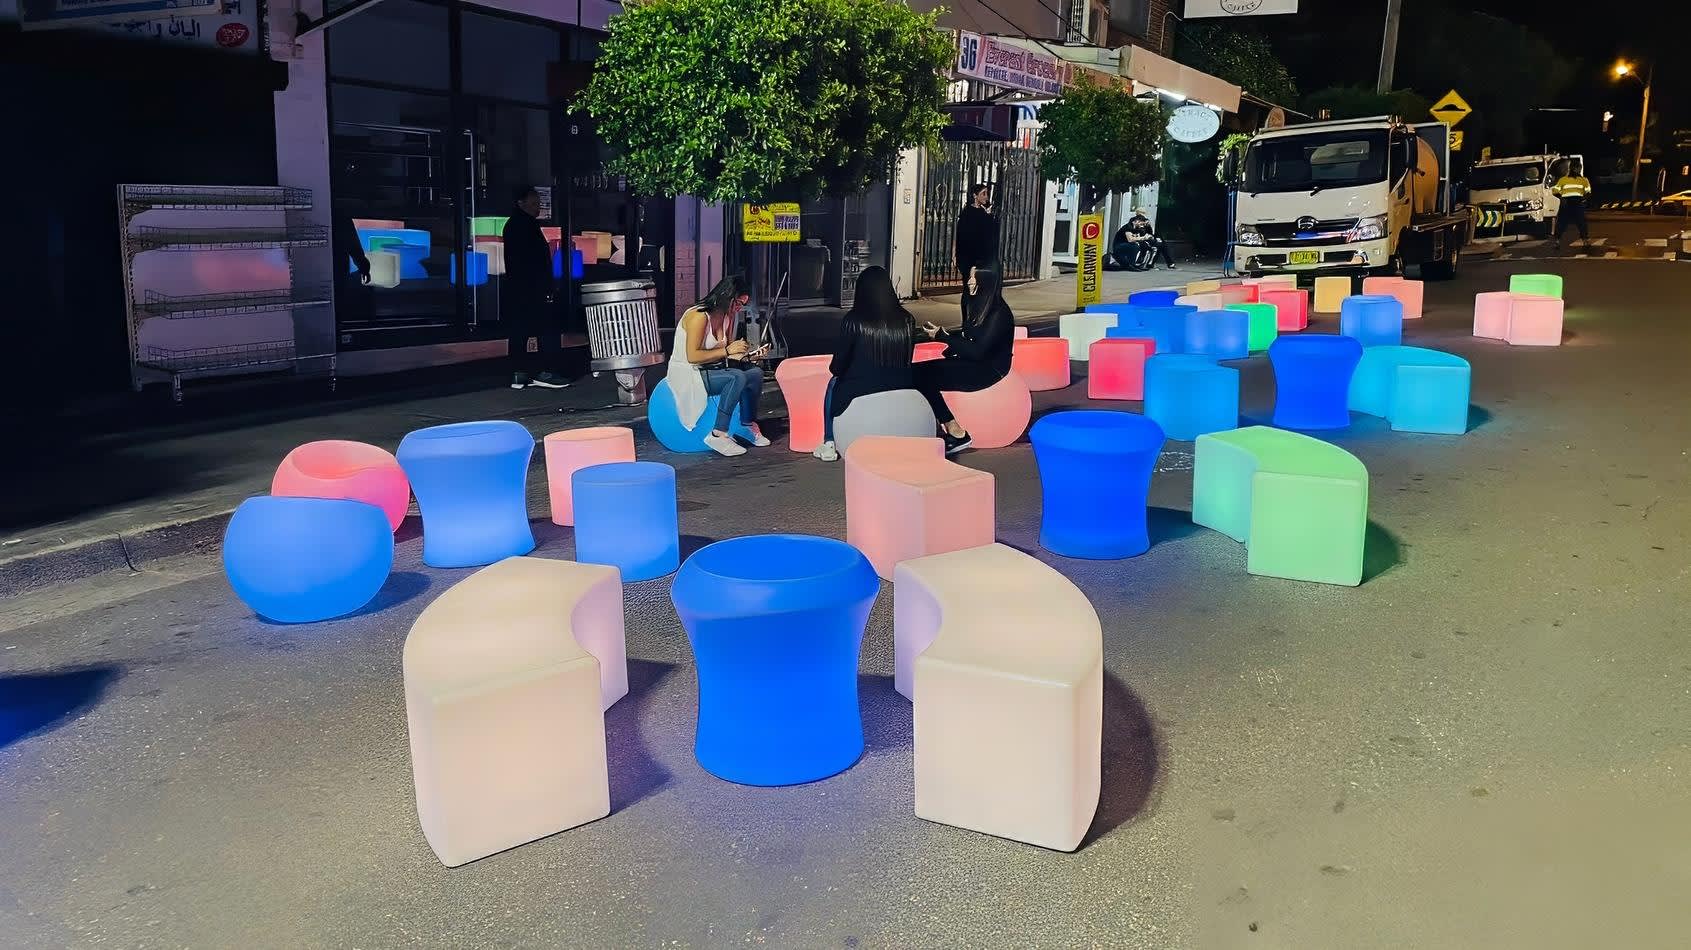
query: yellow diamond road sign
1429 89 1472 128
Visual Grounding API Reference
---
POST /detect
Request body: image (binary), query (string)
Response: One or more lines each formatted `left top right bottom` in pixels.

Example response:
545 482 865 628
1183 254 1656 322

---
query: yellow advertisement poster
1076 213 1104 308
742 202 802 243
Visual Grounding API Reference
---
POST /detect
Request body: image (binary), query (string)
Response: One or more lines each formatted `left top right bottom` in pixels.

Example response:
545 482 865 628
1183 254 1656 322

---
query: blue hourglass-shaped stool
670 534 880 786
222 496 394 623
1143 354 1239 442
572 461 680 582
1339 294 1405 347
1269 335 1364 430
1030 411 1167 559
397 420 536 569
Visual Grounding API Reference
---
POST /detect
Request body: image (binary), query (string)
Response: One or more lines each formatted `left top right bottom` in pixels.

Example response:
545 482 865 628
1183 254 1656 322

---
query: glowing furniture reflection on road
1313 276 1352 313
1144 354 1238 441
272 439 410 531
404 557 626 867
671 534 880 786
1509 273 1563 298
831 389 938 454
1339 294 1404 347
572 461 679 582
845 436 995 579
1362 274 1424 319
1087 337 1155 400
1011 337 1071 391
1031 411 1166 559
222 496 393 623
1268 335 1363 430
894 543 1102 851
1193 426 1369 586
773 354 834 452
1259 288 1309 331
645 378 755 453
542 426 636 526
1349 345 1471 434
942 371 1033 448
397 421 536 569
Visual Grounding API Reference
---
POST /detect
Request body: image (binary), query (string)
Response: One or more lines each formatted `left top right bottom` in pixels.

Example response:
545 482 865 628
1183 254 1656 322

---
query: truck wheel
1421 242 1461 280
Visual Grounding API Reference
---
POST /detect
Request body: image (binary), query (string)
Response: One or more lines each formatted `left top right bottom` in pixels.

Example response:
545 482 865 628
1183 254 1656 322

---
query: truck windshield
1245 130 1390 193
1468 163 1544 190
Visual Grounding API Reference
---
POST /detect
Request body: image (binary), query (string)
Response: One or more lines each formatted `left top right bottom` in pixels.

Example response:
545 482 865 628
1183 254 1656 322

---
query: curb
1 511 233 598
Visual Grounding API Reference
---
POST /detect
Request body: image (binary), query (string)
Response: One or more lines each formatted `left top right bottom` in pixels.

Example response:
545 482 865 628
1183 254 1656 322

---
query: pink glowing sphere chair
774 354 834 452
943 371 1033 448
272 440 411 532
1011 337 1071 391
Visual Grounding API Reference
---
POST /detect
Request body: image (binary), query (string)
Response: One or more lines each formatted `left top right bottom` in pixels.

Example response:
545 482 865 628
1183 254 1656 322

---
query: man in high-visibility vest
1551 161 1593 251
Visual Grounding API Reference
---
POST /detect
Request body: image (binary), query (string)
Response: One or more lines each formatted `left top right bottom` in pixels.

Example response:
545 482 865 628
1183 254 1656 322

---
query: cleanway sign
1076 215 1104 308
1185 0 1299 18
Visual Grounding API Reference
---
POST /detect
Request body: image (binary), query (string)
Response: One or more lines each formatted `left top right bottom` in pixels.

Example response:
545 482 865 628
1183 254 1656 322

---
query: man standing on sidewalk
953 182 998 320
504 185 570 390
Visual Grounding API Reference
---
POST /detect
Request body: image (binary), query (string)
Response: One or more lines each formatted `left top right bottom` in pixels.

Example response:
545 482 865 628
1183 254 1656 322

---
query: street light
1614 59 1653 201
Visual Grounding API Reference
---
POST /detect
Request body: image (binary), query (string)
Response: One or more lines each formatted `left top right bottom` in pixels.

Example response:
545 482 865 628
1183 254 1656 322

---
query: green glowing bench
1192 426 1369 586
1508 273 1562 299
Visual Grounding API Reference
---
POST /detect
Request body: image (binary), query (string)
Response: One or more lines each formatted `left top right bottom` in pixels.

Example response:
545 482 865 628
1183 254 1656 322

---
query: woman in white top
664 275 771 457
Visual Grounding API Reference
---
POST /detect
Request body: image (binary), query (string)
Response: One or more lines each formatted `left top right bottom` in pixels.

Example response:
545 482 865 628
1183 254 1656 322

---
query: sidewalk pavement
904 261 1225 330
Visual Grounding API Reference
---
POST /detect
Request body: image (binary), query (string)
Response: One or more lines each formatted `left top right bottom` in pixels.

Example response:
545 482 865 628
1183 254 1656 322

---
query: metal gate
919 141 1044 292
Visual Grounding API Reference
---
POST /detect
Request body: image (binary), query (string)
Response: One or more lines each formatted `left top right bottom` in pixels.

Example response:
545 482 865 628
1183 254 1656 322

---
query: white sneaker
812 440 839 462
704 431 747 457
745 423 772 447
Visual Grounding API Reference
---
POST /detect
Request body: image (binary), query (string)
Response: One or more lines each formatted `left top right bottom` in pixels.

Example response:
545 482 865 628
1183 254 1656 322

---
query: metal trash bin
580 278 665 405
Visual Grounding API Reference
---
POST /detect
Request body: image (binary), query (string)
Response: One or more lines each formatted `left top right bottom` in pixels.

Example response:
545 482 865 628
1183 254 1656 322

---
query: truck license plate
1288 250 1320 265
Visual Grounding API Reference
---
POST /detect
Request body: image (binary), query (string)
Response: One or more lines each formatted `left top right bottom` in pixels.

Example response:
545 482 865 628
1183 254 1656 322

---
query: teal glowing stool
1192 426 1369 586
1228 302 1279 352
1508 273 1562 299
1144 354 1237 441
1348 345 1471 434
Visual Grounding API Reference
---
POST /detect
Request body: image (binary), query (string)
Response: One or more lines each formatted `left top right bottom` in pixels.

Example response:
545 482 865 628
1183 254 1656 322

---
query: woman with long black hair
812 266 914 461
911 266 1014 454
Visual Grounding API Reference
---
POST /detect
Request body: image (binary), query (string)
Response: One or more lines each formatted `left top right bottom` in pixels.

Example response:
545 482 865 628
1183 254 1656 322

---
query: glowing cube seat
222 496 394 624
1362 275 1424 319
894 543 1102 851
1228 302 1279 352
404 557 626 867
1185 278 1222 295
1175 292 1225 311
271 439 410 531
1011 337 1071 391
1339 294 1404 347
473 239 506 277
1087 337 1155 400
1031 411 1165 559
1111 304 1191 356
943 371 1032 448
832 389 938 454
1505 294 1564 346
773 354 833 452
1472 291 1513 339
1128 289 1181 306
1313 276 1352 312
1216 283 1258 304
1192 426 1369 586
397 421 536 569
542 426 636 526
1059 311 1117 360
845 436 995 579
367 250 402 288
1348 345 1471 435
1144 354 1238 441
1260 287 1310 331
1185 307 1249 360
1509 273 1562 298
572 461 679 582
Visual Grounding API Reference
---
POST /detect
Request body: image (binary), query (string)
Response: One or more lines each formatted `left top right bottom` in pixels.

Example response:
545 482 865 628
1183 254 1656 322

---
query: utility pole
1630 64 1654 201
1376 0 1404 94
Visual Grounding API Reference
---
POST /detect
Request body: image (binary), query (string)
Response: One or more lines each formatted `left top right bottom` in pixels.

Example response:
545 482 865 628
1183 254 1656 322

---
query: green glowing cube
471 216 509 239
1193 426 1368 586
1508 273 1562 298
1228 303 1279 353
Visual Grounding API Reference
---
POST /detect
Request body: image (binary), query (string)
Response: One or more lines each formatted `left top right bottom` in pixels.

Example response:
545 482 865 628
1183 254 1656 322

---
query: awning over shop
1117 44 1241 114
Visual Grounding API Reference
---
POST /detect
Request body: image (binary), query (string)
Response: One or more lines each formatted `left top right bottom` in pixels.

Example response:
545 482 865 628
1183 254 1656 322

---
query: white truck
1466 153 1581 240
1230 116 1469 280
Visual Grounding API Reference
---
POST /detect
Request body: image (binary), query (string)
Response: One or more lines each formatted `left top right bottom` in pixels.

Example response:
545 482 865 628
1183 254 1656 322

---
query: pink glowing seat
1088 337 1155 400
773 354 834 452
1217 284 1258 304
1011 337 1071 391
1259 288 1309 331
1473 291 1512 339
913 341 947 363
1362 275 1424 319
272 440 410 532
1175 292 1225 311
1506 294 1564 346
944 371 1033 448
845 436 995 579
542 426 636 526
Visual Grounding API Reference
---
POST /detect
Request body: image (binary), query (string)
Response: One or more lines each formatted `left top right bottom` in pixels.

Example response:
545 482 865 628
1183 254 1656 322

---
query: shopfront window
327 0 448 90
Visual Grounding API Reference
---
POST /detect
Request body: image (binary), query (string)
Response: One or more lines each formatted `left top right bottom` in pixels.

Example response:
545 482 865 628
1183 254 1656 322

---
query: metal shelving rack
118 184 336 402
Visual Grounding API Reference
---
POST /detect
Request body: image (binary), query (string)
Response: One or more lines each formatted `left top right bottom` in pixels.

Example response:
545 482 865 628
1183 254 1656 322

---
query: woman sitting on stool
912 266 1014 455
665 275 771 457
812 266 915 462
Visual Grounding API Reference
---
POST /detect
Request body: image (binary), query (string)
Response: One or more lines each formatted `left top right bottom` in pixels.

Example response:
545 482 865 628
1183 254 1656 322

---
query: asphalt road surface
3 257 1689 949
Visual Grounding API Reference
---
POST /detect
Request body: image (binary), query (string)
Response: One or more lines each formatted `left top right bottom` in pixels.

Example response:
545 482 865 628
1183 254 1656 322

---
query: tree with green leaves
576 0 954 202
1175 24 1298 107
1035 78 1164 214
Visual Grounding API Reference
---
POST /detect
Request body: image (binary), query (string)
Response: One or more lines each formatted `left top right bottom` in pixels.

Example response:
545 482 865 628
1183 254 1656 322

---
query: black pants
1555 198 1588 244
506 289 559 374
913 356 1003 425
1145 237 1175 267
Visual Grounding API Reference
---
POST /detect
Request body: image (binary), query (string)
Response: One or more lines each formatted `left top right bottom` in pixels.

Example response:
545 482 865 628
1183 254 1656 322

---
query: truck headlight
1349 214 1387 242
1236 224 1265 247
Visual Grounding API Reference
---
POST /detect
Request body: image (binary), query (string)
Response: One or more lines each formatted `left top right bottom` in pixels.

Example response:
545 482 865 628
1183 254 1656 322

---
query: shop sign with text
742 203 801 243
955 31 1068 97
1076 214 1104 307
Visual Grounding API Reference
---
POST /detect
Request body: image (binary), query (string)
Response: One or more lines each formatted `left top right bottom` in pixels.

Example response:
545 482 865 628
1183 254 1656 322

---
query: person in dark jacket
953 182 999 319
811 266 915 461
503 185 569 390
1128 211 1175 269
912 267 1014 455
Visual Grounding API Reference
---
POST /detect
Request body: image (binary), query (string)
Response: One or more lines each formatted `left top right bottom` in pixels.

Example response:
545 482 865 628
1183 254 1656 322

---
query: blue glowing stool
449 250 489 287
670 534 879 786
1184 307 1249 360
646 378 756 453
1269 335 1363 430
1030 411 1166 559
1349 345 1471 434
572 461 680 581
397 420 536 569
1144 354 1238 442
1129 289 1181 307
1339 294 1404 347
1109 304 1194 354
222 496 393 623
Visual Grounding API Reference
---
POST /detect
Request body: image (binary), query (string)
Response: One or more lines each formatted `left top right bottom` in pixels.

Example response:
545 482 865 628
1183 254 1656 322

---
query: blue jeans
702 366 763 431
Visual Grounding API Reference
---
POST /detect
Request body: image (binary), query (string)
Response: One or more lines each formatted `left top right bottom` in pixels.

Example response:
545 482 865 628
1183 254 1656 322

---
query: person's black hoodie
502 206 552 303
953 204 999 276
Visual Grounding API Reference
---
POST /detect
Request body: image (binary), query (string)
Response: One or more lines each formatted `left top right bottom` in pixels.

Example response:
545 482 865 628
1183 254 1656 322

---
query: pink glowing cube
1506 294 1564 346
1217 284 1258 304
1088 337 1155 400
272 440 411 532
914 341 947 363
944 371 1033 448
1176 292 1225 311
542 426 637 526
1259 288 1309 331
1473 291 1512 340
1362 275 1424 319
1011 337 1071 392
845 436 995 579
773 354 834 452
1014 326 1029 340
